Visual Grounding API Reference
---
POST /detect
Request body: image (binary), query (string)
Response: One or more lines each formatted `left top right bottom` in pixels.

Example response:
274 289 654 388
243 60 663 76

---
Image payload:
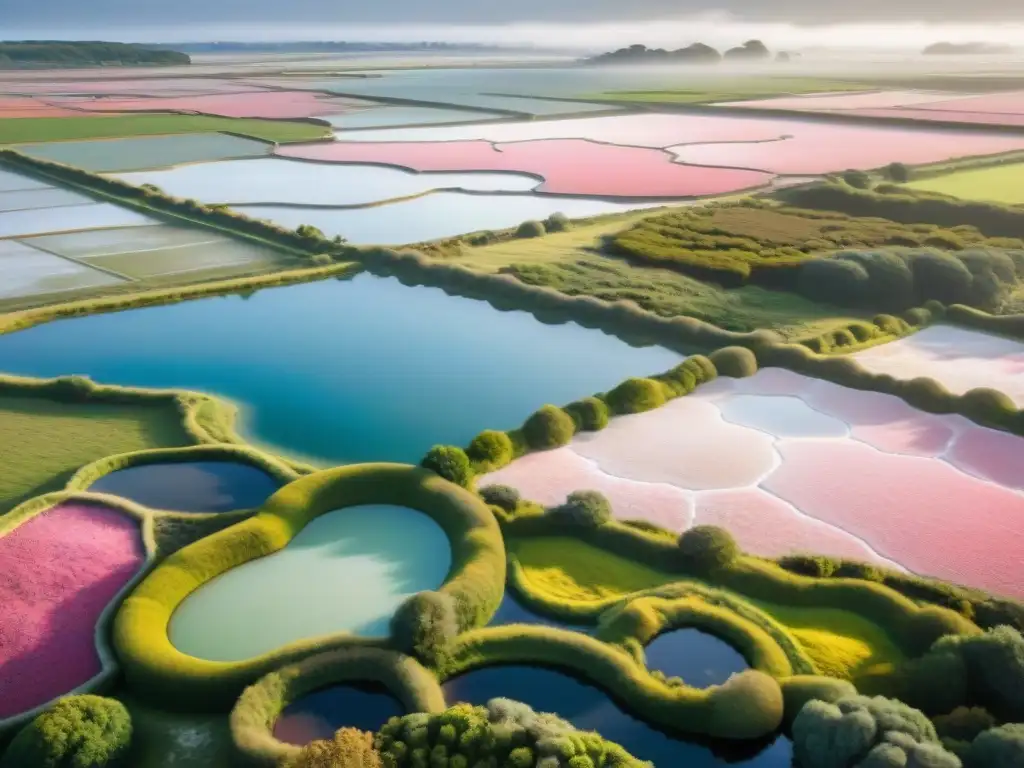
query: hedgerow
1 695 132 768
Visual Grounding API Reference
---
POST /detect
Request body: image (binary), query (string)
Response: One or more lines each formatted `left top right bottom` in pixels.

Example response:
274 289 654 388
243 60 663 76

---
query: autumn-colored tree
285 728 383 768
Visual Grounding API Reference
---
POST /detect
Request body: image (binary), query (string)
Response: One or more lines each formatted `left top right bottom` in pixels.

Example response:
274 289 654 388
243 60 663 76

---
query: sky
4 0 1024 49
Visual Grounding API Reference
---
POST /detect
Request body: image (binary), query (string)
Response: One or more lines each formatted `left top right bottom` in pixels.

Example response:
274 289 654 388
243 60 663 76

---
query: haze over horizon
4 0 1023 51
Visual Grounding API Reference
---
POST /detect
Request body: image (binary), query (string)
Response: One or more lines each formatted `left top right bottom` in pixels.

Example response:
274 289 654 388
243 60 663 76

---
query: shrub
933 707 995 743
843 169 873 189
935 626 1024 721
522 405 576 450
909 251 974 304
799 258 871 306
906 606 981 655
901 377 956 414
564 396 610 432
709 346 758 378
791 695 953 768
466 430 514 472
548 490 613 528
285 728 382 768
676 525 739 574
1 695 132 768
545 212 571 232
834 561 884 582
604 377 667 415
479 485 520 513
967 723 1024 768
839 251 916 310
421 446 473 487
516 220 546 238
50 374 94 402
958 388 1018 427
778 554 840 578
391 592 459 670
886 163 911 183
310 253 334 266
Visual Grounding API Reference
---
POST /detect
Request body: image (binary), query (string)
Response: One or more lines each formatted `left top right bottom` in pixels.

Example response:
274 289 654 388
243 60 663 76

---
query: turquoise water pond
169 505 452 661
0 274 681 464
88 461 281 513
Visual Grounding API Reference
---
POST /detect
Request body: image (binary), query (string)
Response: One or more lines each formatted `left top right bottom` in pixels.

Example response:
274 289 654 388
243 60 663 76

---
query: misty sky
5 0 1024 47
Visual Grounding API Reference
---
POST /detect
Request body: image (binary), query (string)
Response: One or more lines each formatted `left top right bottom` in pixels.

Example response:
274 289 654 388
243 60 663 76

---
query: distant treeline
586 40 788 66
146 41 496 54
923 42 1016 56
0 41 189 69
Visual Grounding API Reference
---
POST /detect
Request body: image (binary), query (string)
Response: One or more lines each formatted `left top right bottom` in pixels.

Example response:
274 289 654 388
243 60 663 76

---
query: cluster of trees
0 41 189 68
585 40 774 65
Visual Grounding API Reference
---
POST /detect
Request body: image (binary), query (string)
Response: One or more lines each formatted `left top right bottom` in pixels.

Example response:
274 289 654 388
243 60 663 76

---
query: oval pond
643 629 749 688
274 682 404 746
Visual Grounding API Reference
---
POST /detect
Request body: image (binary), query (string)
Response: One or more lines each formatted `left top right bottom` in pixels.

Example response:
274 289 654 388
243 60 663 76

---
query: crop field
906 161 1024 203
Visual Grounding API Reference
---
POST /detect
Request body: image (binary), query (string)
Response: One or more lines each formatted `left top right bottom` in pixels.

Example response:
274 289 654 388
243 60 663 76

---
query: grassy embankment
508 536 904 681
578 77 869 105
436 205 871 340
0 114 331 146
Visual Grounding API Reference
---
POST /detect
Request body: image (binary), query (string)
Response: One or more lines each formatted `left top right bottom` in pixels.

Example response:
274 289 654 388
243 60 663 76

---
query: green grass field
0 114 331 146
0 395 194 513
907 163 1024 205
449 211 870 338
510 536 905 679
583 78 868 104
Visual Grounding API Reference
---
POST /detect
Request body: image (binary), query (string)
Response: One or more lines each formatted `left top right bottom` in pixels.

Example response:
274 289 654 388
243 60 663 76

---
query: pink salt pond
947 427 1024 491
0 503 144 719
63 91 358 120
276 139 772 198
763 439 1024 599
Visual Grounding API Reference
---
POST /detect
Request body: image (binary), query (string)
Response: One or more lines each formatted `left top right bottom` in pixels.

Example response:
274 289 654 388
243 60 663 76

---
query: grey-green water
169 505 452 661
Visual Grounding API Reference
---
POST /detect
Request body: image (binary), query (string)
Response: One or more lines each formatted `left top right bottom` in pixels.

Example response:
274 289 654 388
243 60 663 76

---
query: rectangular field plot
82 239 283 278
23 223 285 279
14 133 271 172
907 163 1024 204
0 204 155 238
0 187 96 213
0 242 124 299
0 169 49 193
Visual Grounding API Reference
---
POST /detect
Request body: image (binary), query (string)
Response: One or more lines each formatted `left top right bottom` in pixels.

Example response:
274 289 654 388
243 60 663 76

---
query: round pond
274 682 404 746
442 665 792 767
88 461 282 513
643 629 749 688
168 504 452 661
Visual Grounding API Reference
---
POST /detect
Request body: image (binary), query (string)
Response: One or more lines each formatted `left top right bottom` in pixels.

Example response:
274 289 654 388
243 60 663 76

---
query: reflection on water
442 665 792 767
89 461 281 512
643 629 749 688
273 682 403 746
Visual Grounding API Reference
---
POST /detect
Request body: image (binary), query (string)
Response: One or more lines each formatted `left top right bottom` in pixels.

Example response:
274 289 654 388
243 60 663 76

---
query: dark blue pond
0 274 681 464
88 461 281 512
273 682 403 746
644 629 750 689
441 665 792 767
489 592 593 634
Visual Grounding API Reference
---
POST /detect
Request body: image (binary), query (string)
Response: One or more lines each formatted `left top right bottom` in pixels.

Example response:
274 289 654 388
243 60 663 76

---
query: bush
791 695 954 768
709 346 758 378
886 163 911 183
545 212 571 232
564 397 610 432
967 724 1024 768
798 257 871 306
1 695 132 768
516 220 546 238
933 707 995 743
778 554 840 578
677 525 739 574
909 251 974 304
285 728 382 768
839 251 917 311
479 485 520 513
522 405 576 450
604 377 667 415
391 592 459 670
843 169 873 189
466 430 514 472
421 446 473 487
958 388 1018 427
548 490 613 528
935 626 1024 720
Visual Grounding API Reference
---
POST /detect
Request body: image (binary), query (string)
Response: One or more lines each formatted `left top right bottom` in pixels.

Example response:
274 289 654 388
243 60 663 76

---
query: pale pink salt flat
0 503 144 719
947 427 1024 491
904 91 1024 115
278 138 773 199
64 91 355 120
762 439 1024 598
692 487 896 566
572 398 777 491
731 368 817 397
718 90 960 111
481 447 693 531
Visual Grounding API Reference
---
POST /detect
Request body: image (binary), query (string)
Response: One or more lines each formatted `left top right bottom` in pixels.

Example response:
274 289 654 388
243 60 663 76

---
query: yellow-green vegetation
113 464 505 708
0 115 330 145
0 393 192 514
231 648 445 767
907 162 1024 205
581 77 868 104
